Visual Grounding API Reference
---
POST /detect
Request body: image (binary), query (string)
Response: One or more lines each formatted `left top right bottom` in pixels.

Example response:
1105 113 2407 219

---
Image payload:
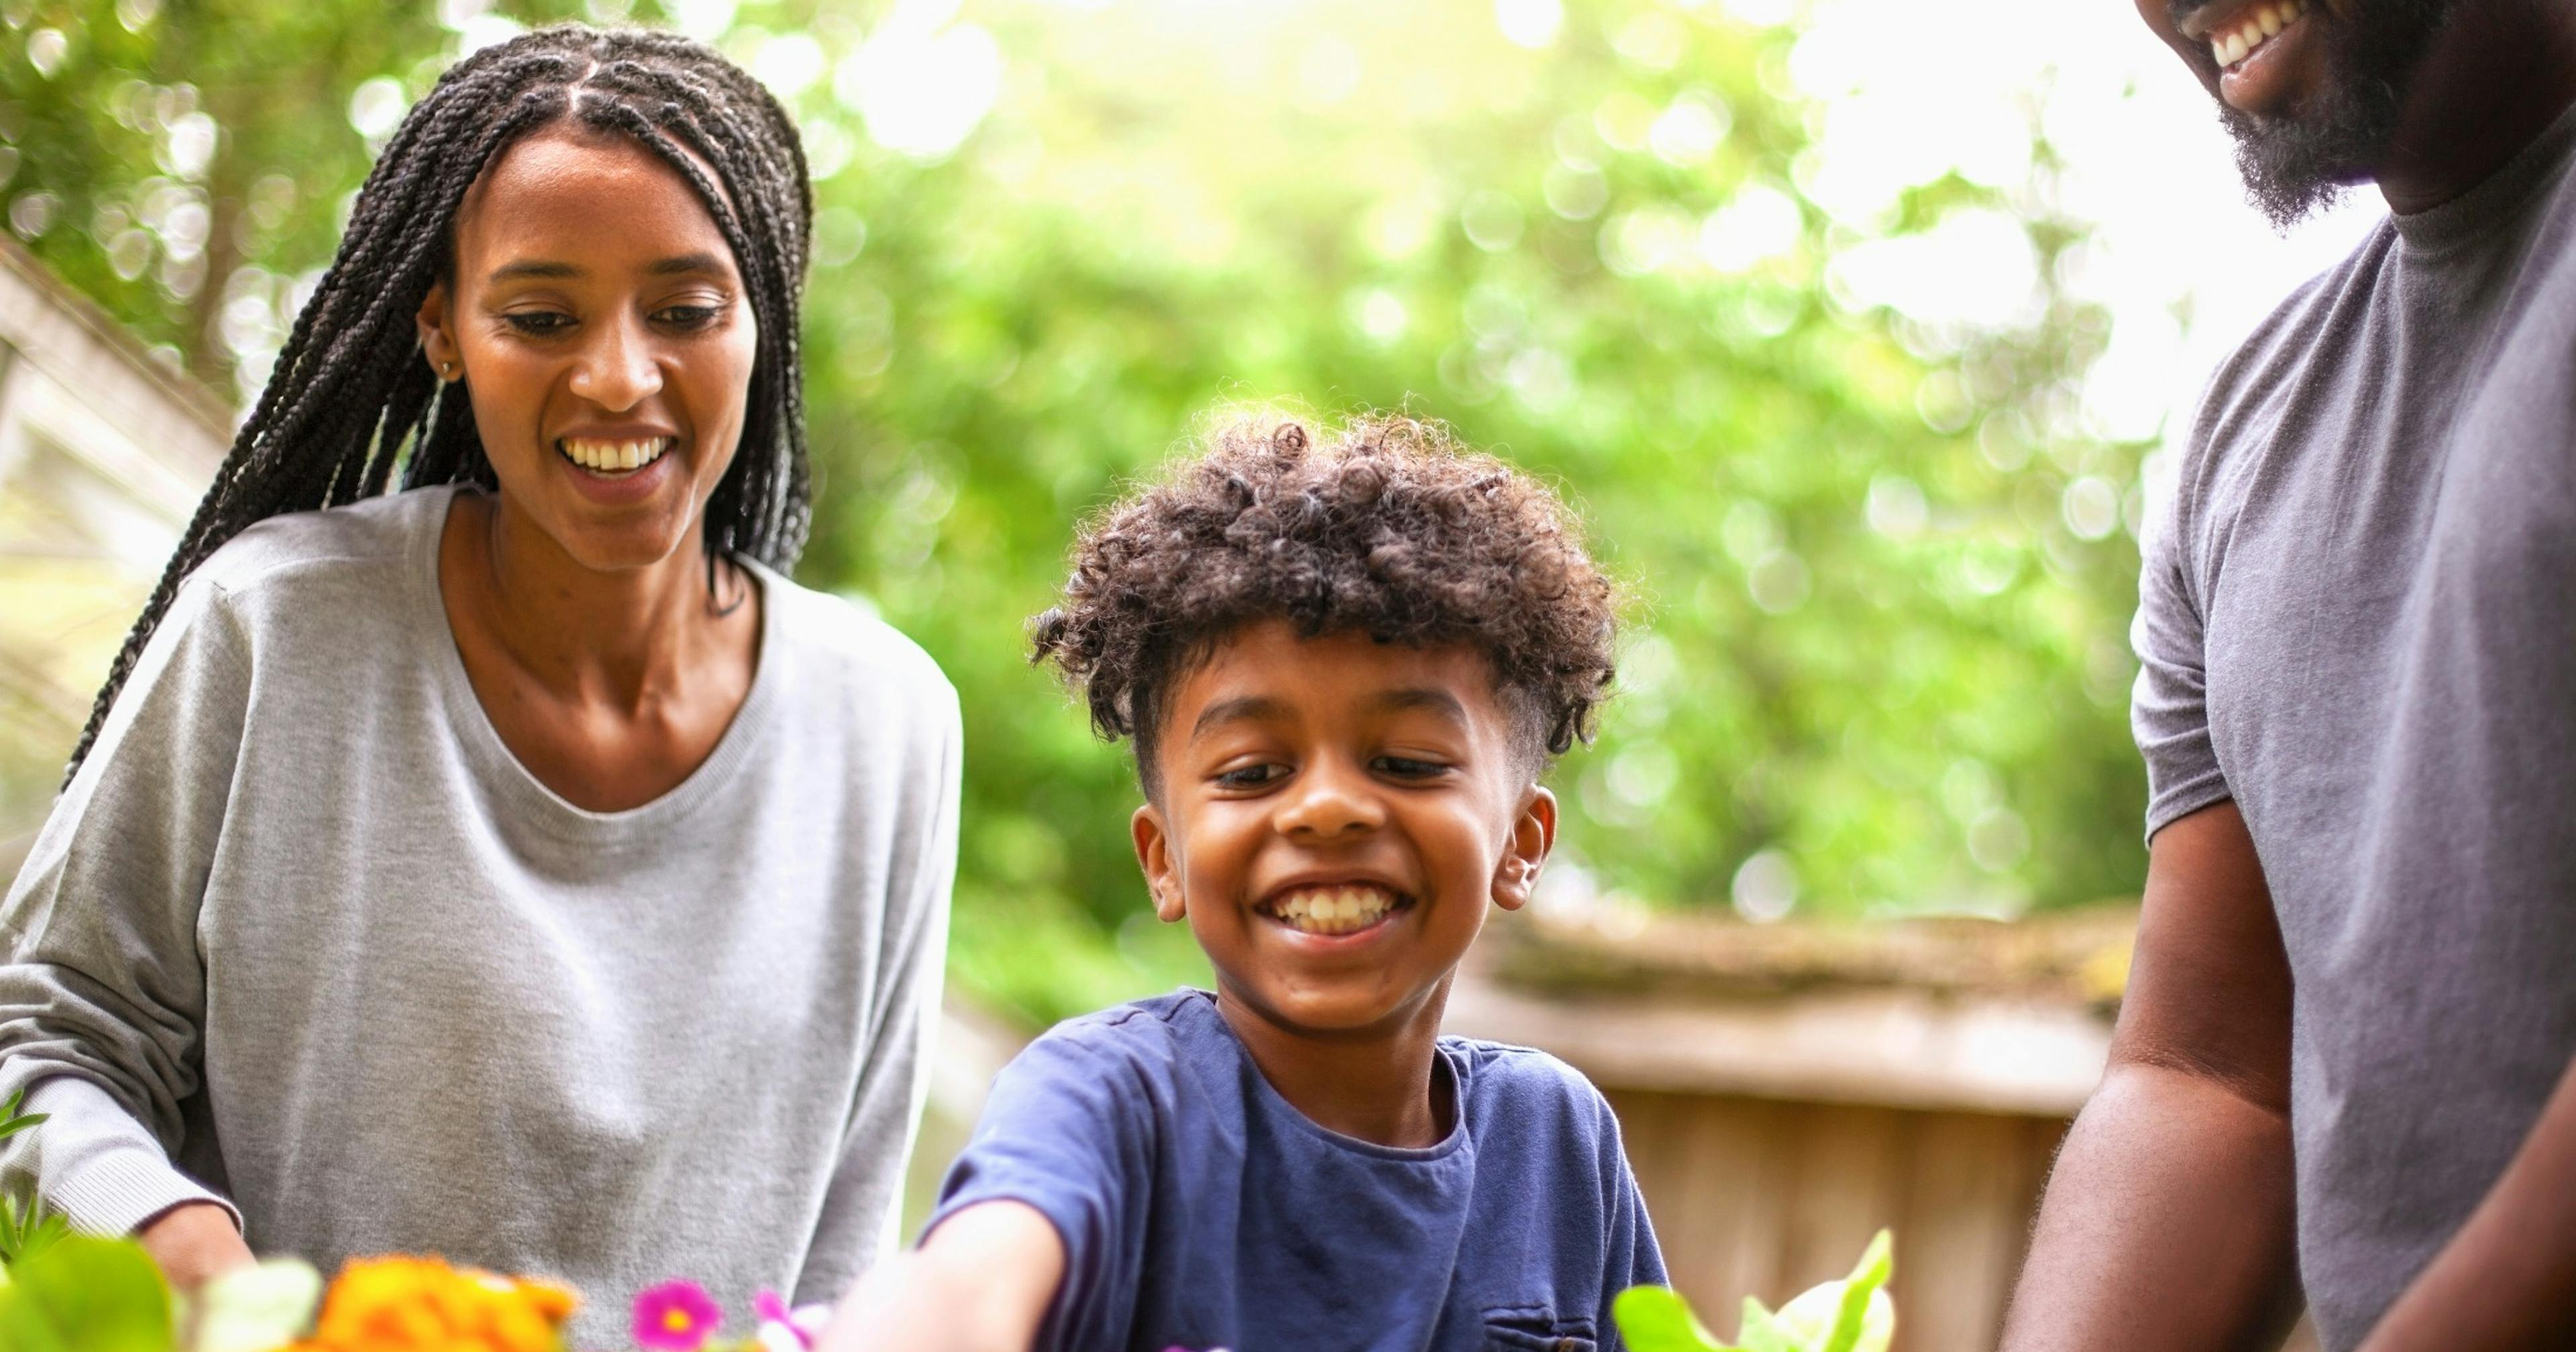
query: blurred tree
3 0 2148 1026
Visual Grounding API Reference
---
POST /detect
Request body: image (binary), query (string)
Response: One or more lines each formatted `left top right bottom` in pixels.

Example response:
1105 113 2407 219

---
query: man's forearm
2000 1061 2304 1352
2356 1052 2576 1351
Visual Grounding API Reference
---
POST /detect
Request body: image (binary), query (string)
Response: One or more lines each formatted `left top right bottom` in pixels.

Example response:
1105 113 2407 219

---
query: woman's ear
1491 785 1558 912
1132 804 1187 923
416 281 462 382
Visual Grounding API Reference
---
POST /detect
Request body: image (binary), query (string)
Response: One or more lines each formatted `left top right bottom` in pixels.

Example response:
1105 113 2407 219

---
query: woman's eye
1375 756 1450 779
1214 764 1285 789
653 304 722 330
501 311 573 336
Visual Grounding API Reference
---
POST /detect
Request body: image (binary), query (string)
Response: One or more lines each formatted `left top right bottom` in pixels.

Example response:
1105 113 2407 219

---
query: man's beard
2217 0 2458 227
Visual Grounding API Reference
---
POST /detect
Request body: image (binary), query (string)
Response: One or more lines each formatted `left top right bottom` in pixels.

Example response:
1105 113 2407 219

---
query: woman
0 25 956 1339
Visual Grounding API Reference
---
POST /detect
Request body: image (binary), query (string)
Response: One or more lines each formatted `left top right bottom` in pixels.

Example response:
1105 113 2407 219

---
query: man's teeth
1270 886 1400 936
2212 0 2308 68
558 437 671 474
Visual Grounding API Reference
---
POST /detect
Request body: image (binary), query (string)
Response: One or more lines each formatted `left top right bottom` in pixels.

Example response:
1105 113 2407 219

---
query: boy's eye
1374 756 1450 779
1213 763 1287 789
501 311 574 336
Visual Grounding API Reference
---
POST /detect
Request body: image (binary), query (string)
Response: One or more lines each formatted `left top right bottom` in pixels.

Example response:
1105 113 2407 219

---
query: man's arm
2353 1054 2576 1349
1998 801 2304 1352
816 1200 1064 1352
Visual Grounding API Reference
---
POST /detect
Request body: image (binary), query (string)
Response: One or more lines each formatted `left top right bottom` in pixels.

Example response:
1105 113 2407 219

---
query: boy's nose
1273 763 1387 839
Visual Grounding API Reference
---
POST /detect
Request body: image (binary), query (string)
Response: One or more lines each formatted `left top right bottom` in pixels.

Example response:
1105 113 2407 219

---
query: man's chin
2223 106 2377 227
2211 0 2459 229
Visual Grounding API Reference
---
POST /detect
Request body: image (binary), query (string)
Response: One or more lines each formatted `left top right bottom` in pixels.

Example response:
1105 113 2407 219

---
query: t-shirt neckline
407 483 785 842
2392 97 2576 252
1185 989 1474 1164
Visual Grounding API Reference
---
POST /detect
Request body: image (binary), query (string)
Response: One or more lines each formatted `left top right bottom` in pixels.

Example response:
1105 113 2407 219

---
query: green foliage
0 1087 69 1268
1613 1229 1893 1352
0 1235 175 1352
3 0 2151 1023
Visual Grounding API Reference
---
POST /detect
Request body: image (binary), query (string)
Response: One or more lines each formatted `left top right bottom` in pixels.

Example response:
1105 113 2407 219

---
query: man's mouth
1260 884 1413 938
2198 0 2312 71
556 436 672 477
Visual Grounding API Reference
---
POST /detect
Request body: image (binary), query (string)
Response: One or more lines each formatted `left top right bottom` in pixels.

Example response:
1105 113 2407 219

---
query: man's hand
818 1200 1064 1352
136 1200 254 1292
1998 801 2304 1352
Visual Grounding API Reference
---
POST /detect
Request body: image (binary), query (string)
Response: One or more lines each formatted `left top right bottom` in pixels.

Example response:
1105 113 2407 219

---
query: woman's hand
136 1200 256 1291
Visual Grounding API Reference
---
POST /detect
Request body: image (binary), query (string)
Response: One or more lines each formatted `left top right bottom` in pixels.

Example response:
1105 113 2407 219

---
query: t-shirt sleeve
926 1025 1159 1352
1593 1086 1666 1349
2130 447 2231 841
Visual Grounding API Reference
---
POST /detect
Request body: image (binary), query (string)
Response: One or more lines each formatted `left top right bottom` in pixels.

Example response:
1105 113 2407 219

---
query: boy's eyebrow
1375 687 1471 724
1189 695 1295 740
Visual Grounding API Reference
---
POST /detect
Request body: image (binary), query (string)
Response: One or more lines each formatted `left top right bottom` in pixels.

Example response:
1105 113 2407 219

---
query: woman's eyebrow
488 259 581 282
483 253 731 283
647 251 731 276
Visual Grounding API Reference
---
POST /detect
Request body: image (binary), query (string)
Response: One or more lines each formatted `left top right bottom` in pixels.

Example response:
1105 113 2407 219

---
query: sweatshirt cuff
19 1077 241 1238
50 1143 240 1238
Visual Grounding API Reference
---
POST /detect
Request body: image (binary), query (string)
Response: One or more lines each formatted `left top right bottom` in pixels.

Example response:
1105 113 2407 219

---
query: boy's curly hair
1030 412 1619 789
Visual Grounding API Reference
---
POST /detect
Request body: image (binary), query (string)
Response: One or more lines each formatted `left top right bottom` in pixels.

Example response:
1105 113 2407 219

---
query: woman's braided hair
64 23 814 780
1031 412 1620 792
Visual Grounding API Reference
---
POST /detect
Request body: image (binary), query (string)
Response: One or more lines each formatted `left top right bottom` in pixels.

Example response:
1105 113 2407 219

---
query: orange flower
286 1255 578 1352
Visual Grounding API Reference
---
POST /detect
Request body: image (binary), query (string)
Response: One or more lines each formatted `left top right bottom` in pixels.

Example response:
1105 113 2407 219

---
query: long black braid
64 23 814 781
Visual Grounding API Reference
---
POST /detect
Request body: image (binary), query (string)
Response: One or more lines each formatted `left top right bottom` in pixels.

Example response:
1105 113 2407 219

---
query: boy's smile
1133 621 1555 1044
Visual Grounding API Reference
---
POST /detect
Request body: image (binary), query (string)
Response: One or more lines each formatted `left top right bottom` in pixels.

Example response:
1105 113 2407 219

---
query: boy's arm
818 1201 1066 1352
1998 801 2304 1352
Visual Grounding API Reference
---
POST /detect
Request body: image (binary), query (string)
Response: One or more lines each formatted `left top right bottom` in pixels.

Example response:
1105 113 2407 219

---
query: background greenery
2 0 2149 1025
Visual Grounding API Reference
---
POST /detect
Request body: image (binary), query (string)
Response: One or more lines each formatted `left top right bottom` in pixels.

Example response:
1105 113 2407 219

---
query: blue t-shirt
929 989 1666 1352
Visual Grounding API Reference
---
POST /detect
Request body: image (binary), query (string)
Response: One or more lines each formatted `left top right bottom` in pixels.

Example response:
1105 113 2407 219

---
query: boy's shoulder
1445 1036 1613 1113
1009 990 1228 1082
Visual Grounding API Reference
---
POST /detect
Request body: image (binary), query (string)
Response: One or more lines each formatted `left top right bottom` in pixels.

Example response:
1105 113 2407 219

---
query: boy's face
1132 620 1556 1039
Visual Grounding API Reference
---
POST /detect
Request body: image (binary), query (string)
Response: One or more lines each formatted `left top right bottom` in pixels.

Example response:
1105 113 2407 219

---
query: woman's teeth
557 437 670 475
1269 886 1401 936
2212 0 2308 68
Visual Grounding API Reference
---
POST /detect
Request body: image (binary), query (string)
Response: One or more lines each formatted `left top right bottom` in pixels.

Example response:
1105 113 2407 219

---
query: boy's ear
416 281 462 382
1132 803 1187 923
1491 785 1558 912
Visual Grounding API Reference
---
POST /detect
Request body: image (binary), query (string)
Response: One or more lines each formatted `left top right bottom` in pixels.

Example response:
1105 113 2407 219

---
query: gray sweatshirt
0 485 958 1341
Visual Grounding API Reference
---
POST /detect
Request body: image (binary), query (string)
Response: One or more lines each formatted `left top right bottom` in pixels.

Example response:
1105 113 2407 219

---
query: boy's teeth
2210 0 2307 68
559 437 670 473
1271 885 1399 936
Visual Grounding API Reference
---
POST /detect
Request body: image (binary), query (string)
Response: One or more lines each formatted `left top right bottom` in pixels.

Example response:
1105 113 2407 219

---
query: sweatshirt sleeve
0 577 249 1237
789 670 962 1305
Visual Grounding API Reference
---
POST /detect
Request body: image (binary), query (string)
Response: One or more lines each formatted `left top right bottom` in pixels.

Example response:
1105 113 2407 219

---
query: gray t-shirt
0 485 959 1342
2133 107 2576 1351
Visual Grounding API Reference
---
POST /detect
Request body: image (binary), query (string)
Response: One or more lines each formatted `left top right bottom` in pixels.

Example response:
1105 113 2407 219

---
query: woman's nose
568 314 662 410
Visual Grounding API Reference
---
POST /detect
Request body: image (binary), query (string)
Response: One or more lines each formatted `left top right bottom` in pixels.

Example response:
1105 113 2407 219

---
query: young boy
824 414 1661 1351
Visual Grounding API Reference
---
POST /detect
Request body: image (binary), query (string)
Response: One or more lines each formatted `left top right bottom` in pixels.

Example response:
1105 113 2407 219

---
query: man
1998 3 2576 1351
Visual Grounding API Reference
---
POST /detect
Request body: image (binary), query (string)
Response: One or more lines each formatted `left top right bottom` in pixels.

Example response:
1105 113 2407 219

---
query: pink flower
753 1290 814 1351
632 1280 722 1352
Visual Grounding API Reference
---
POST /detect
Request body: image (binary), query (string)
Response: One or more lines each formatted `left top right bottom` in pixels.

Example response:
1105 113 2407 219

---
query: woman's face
418 127 757 573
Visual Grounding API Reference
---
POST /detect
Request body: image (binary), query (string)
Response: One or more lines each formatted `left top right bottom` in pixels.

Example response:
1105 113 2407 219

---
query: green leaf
0 1113 50 1141
191 1257 323 1352
1820 1231 1895 1352
1611 1285 1737 1352
0 1234 174 1352
1735 1297 1803 1352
